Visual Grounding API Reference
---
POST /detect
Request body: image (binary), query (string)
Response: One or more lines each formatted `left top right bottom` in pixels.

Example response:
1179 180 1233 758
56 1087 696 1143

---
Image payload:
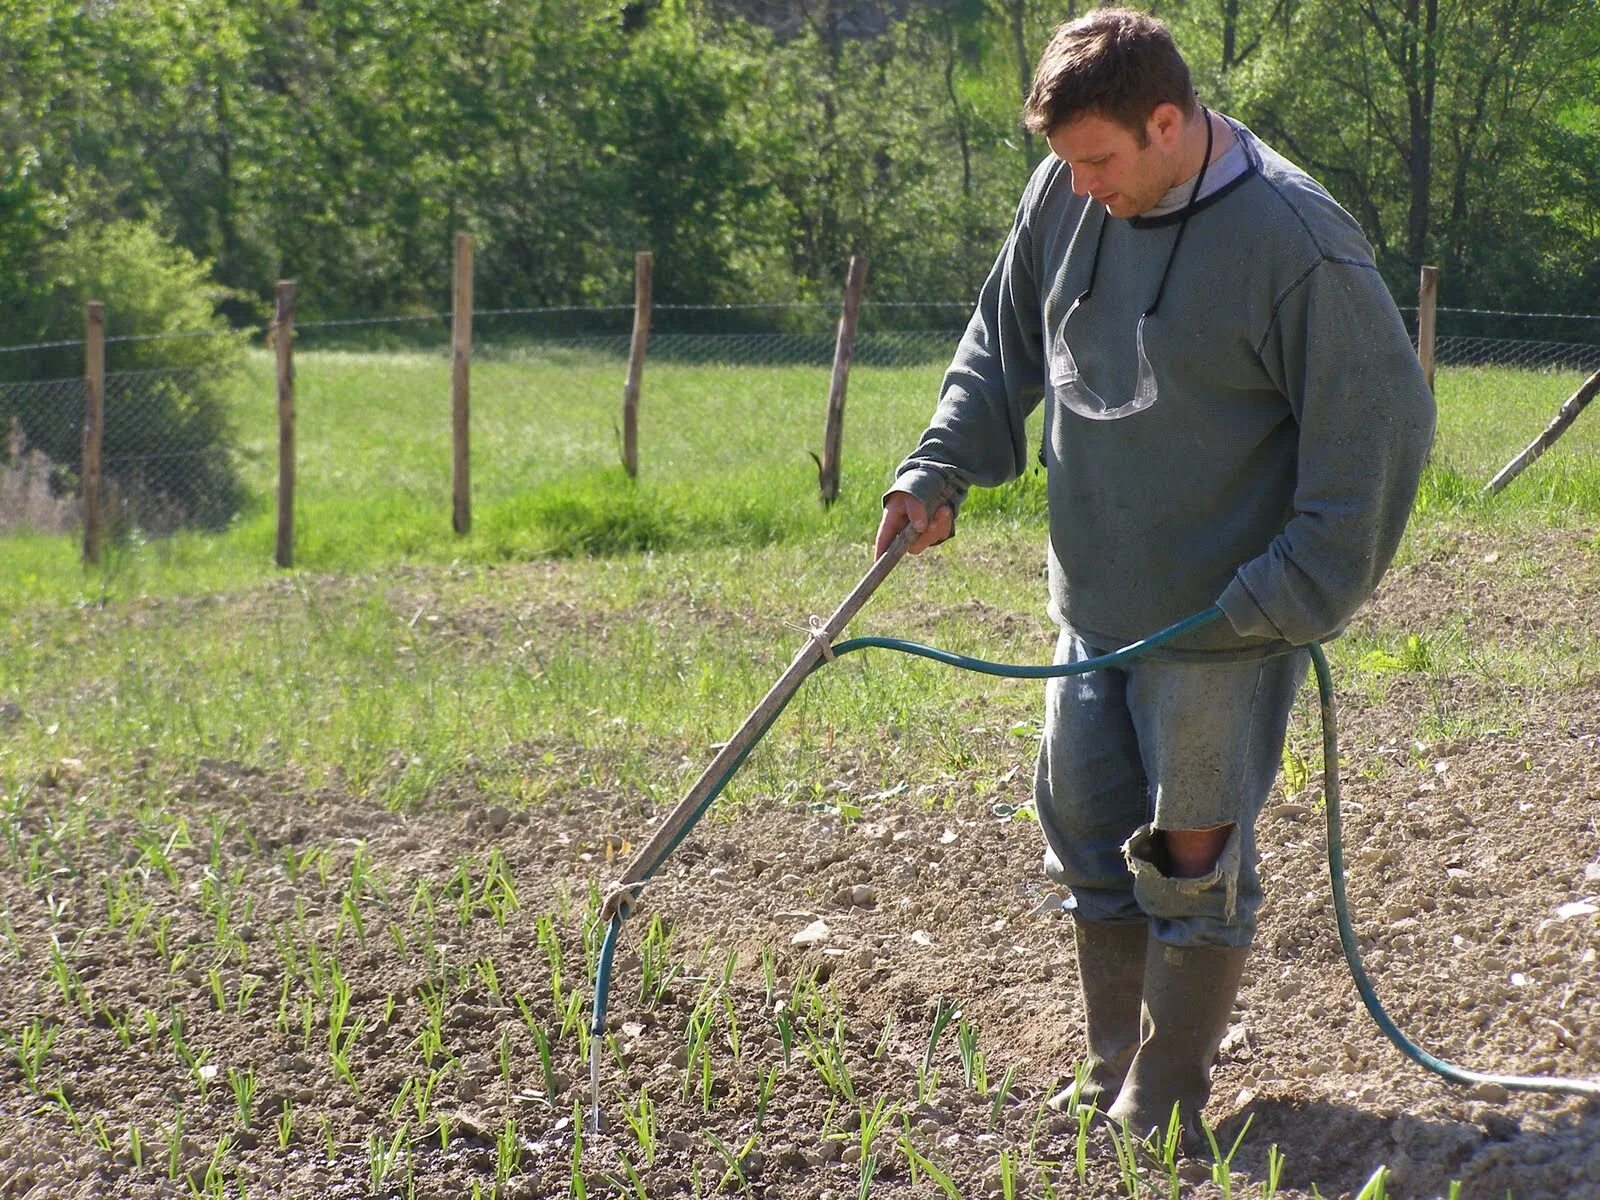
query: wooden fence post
621 251 652 478
275 281 296 569
1417 265 1439 392
817 254 869 506
82 301 105 566
452 232 474 534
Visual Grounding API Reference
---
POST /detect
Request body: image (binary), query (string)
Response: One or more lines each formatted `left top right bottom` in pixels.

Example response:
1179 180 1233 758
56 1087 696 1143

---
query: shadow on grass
477 466 1049 559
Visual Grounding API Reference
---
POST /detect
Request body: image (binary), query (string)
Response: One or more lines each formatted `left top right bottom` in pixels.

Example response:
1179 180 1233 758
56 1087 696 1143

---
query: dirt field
1 526 1597 1199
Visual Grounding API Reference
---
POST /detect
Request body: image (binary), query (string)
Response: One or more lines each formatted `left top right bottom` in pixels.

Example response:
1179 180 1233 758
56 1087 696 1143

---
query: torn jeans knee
1124 822 1246 938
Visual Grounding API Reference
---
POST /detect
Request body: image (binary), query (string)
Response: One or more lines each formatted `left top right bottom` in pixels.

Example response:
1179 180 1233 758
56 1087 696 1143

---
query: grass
1 353 1596 813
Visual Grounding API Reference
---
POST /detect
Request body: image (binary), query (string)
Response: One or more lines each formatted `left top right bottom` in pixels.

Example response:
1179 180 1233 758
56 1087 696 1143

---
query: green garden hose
588 605 1600 1132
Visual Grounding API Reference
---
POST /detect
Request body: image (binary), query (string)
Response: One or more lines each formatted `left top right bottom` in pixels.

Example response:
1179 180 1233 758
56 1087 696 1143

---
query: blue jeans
1033 626 1309 948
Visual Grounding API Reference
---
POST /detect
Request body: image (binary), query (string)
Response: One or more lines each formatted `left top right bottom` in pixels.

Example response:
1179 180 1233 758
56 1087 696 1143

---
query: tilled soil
2 531 1598 1199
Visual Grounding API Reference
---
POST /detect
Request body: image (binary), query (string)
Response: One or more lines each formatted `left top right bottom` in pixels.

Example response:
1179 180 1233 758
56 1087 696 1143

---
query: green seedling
390 1078 415 1120
638 914 681 1008
1204 1112 1255 1199
754 1064 779 1133
704 1129 757 1199
923 998 960 1081
45 941 93 1018
1354 1166 1391 1200
998 1147 1020 1200
151 916 174 966
1261 1143 1287 1199
367 1121 410 1193
530 1021 558 1103
326 961 365 1090
408 878 436 921
617 1157 650 1200
4 1018 59 1093
801 1013 854 1103
721 990 742 1064
298 994 316 1046
417 983 450 1068
567 1103 586 1200
536 914 566 1011
49 1085 80 1133
196 1133 232 1197
773 1002 795 1066
851 1096 898 1196
447 859 475 927
1106 1119 1140 1199
872 1011 894 1060
1158 1104 1184 1198
956 1013 988 1094
481 847 519 926
207 966 227 1011
227 1067 257 1127
308 938 333 1002
759 946 777 1008
135 827 184 887
204 812 228 873
562 989 591 1057
124 898 156 942
682 999 717 1111
1075 1094 1095 1185
498 1027 513 1089
163 1113 185 1181
103 873 137 928
235 975 262 1015
622 1085 658 1165
127 1125 145 1168
894 1132 963 1200
433 1111 452 1152
337 892 366 942
989 1064 1018 1128
276 1102 295 1150
475 955 503 1001
169 1011 213 1097
496 1116 523 1188
348 843 389 906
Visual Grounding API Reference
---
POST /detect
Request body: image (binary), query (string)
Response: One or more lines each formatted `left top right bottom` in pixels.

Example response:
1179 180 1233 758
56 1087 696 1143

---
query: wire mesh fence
1 377 83 535
3 299 1598 547
1 357 241 537
1400 307 1600 372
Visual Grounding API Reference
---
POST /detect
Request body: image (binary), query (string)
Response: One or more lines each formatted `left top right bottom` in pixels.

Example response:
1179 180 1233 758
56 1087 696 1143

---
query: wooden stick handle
603 520 920 917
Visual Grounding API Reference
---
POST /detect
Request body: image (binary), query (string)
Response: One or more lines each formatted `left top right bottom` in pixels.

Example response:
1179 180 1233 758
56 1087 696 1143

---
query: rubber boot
1045 918 1148 1115
1105 940 1250 1148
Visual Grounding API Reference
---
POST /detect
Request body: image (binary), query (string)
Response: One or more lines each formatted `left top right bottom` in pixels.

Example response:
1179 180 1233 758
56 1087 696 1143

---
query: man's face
1046 106 1182 220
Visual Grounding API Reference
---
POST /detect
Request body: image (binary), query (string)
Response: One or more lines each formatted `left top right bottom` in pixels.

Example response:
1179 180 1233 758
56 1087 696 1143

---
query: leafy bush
0 221 248 530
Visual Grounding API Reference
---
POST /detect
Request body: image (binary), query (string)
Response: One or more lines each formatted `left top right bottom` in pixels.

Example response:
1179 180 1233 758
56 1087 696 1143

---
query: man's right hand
874 490 955 559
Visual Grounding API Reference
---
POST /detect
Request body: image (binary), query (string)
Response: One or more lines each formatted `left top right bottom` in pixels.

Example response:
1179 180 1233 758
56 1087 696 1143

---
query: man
874 8 1434 1145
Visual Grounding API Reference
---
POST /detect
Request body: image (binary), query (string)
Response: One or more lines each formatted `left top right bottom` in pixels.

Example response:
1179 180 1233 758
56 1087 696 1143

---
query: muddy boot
1046 918 1147 1115
1105 941 1249 1148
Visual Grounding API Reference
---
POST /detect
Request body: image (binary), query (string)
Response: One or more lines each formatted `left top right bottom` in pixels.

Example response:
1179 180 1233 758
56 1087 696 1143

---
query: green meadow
2 350 1597 806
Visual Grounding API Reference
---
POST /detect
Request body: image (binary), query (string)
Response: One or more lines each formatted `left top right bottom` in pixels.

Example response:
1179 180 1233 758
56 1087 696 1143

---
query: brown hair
1022 7 1196 140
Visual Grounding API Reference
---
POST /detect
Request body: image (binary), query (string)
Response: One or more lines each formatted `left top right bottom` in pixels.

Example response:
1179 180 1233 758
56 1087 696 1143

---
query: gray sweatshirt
892 118 1436 658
